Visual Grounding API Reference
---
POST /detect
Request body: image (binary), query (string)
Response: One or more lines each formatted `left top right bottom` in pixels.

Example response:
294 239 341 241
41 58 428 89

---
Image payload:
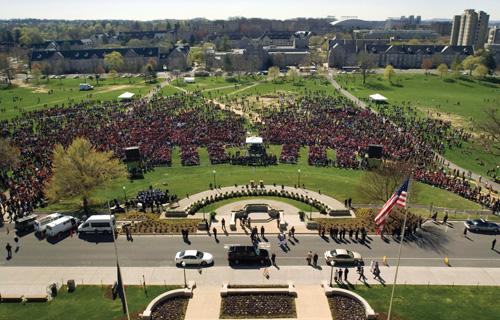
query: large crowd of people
0 93 498 220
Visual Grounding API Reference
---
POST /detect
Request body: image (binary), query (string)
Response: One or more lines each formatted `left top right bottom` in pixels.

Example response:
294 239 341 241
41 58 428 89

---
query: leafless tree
476 108 500 156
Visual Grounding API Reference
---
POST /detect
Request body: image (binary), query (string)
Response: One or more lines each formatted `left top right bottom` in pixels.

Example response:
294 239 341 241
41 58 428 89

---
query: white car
175 250 214 266
324 249 363 265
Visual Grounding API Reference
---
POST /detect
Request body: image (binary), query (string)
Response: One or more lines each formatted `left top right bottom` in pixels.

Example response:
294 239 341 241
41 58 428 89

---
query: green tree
383 65 396 83
462 56 481 76
45 137 127 215
451 59 463 76
104 51 124 73
357 52 376 84
286 68 300 82
223 54 233 73
0 54 12 85
268 66 280 82
219 36 230 52
437 63 448 78
0 138 20 189
109 69 118 84
31 63 42 84
472 64 488 79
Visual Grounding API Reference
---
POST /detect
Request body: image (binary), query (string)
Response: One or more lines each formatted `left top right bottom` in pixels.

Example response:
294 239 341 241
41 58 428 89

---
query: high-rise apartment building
450 9 489 48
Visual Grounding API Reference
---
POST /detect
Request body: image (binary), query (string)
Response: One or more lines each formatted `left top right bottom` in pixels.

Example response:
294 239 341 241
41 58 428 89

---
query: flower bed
314 208 420 233
328 295 365 320
118 212 200 234
151 296 189 320
220 293 296 319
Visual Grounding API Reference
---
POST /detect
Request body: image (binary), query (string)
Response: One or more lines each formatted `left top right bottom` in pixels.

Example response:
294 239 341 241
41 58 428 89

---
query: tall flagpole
386 178 411 320
109 201 131 320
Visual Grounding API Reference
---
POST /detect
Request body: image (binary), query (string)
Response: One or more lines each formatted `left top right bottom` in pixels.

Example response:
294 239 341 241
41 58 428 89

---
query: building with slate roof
328 38 474 69
30 45 189 74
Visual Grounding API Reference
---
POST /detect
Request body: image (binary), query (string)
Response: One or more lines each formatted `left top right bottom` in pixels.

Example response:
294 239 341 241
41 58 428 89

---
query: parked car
464 219 500 233
14 214 38 232
45 216 78 238
78 215 116 234
79 83 94 91
34 213 63 234
227 244 269 265
175 250 213 266
324 249 363 265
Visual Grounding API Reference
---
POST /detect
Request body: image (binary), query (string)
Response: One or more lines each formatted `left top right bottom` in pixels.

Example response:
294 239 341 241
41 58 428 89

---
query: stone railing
321 281 377 319
140 281 195 320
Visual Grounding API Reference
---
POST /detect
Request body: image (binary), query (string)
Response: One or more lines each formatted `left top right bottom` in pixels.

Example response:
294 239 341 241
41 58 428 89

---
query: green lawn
0 285 180 320
336 73 499 126
336 73 499 177
0 77 154 120
232 77 336 99
44 146 481 213
201 196 313 213
350 285 500 320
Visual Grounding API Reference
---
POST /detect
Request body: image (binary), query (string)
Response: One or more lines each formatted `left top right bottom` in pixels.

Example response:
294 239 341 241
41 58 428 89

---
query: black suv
227 245 269 265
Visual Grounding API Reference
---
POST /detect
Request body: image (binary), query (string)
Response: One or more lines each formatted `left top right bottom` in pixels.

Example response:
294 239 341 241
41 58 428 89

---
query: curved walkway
328 72 499 193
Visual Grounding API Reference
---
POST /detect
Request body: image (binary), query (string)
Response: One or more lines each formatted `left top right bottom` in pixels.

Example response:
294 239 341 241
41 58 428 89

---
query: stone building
328 39 473 69
30 46 190 74
450 9 489 48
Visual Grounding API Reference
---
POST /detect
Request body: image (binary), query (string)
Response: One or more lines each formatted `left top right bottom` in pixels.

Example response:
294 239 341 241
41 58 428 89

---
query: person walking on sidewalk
290 226 295 238
271 253 276 266
442 212 449 225
260 225 265 238
306 251 313 265
313 252 318 267
221 218 226 231
493 238 497 251
463 227 468 237
338 268 343 282
344 268 349 282
357 265 366 282
5 242 12 259
213 227 217 241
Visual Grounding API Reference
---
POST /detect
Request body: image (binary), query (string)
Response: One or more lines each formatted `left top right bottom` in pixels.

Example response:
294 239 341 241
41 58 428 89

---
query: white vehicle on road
78 215 116 234
175 250 213 266
45 216 78 238
324 249 363 265
35 213 63 234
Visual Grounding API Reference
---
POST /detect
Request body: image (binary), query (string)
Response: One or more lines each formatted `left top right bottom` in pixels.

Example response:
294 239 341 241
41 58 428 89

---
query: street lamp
297 169 301 187
181 261 187 288
202 200 206 221
309 199 313 220
122 186 127 213
213 169 217 187
329 262 334 287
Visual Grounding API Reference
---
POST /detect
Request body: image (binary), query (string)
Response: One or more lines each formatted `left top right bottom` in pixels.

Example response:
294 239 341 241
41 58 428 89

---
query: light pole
212 170 217 188
181 261 187 288
297 169 301 187
122 186 127 213
202 200 206 221
309 199 313 220
329 262 334 286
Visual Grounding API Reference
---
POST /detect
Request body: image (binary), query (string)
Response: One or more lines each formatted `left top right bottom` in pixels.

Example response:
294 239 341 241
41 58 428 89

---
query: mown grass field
44 145 481 213
351 285 500 320
0 77 155 120
336 73 499 177
0 285 180 320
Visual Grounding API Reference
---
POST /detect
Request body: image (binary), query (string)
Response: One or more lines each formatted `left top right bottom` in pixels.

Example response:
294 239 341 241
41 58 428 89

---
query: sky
0 0 498 21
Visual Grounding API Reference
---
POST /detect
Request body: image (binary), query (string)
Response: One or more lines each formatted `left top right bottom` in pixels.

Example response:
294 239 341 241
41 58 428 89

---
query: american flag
374 178 410 234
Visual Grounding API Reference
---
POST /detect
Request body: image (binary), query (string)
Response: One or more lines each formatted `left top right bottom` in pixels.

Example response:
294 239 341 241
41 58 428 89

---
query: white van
35 213 63 234
78 215 116 234
45 216 78 238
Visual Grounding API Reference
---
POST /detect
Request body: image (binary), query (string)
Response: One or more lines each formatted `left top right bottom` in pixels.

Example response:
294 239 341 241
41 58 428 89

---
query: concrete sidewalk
1 265 499 296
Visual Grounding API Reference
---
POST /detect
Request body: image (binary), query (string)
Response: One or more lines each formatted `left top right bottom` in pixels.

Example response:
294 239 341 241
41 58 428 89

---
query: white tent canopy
246 136 263 144
118 92 135 100
369 93 388 102
184 77 195 83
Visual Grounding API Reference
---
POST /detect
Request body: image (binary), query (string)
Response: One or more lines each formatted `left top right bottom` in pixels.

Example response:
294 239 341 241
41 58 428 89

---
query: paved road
0 222 498 268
